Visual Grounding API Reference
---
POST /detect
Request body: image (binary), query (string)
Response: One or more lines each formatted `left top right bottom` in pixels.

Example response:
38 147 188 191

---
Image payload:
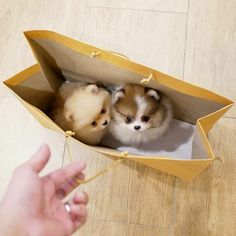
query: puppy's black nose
134 125 141 130
103 120 108 126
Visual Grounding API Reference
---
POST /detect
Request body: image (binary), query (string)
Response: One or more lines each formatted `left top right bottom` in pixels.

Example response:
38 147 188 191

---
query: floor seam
92 217 166 228
222 116 236 119
182 0 190 80
169 177 177 236
87 5 188 15
80 0 88 38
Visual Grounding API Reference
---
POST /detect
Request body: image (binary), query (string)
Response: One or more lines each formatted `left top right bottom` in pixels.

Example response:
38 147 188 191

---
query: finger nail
34 143 51 159
77 192 85 199
38 143 48 152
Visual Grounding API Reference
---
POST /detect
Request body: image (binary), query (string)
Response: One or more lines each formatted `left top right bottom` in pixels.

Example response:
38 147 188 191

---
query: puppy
109 84 173 145
50 82 111 145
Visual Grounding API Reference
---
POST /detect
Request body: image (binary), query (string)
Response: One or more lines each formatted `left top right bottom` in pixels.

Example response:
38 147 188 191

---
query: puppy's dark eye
126 116 132 124
141 116 150 122
91 121 97 127
101 109 106 114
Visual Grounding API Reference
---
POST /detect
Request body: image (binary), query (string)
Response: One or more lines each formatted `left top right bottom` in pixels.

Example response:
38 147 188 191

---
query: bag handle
90 50 155 85
64 131 127 184
108 50 130 60
90 49 130 60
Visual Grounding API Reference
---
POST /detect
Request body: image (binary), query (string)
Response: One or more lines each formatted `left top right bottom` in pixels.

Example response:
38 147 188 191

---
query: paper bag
3 30 233 180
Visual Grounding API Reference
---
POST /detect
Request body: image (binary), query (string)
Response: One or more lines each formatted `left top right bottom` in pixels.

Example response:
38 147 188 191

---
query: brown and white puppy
50 82 111 145
109 84 173 145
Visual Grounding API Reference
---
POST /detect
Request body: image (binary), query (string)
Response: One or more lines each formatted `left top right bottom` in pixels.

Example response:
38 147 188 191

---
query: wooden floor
0 0 235 235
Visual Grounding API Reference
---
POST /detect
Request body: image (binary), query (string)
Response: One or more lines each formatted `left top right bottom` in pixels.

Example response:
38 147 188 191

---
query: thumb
28 143 51 173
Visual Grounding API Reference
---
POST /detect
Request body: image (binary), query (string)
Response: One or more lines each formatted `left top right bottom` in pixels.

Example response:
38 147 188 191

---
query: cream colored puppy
50 82 111 145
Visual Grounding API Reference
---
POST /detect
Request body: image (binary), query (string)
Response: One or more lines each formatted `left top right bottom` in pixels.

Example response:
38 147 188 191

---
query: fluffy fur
109 84 173 145
49 82 111 145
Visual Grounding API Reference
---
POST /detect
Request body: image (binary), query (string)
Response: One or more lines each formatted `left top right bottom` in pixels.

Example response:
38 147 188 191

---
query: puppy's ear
146 89 160 100
113 88 125 103
86 84 98 94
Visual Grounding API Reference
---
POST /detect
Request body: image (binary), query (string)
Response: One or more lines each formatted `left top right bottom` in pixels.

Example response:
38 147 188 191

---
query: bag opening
6 35 226 160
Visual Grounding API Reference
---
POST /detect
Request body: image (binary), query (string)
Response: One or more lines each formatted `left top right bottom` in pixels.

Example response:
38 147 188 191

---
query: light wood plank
184 0 236 117
0 0 87 97
81 7 187 78
77 218 170 236
0 97 65 197
173 118 236 235
88 0 189 13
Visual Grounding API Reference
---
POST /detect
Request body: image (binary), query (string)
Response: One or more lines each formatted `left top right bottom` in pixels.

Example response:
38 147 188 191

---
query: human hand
0 144 88 236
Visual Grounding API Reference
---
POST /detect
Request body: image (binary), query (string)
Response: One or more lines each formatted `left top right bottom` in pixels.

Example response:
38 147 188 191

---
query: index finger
46 160 86 188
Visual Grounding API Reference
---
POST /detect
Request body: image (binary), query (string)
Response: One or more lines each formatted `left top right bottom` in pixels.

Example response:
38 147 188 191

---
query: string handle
140 73 153 85
108 50 130 60
64 131 127 184
90 50 130 60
